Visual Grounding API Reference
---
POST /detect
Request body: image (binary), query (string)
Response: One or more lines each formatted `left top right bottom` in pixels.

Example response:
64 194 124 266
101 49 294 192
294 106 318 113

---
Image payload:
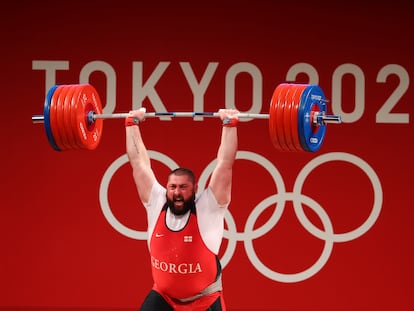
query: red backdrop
1 1 413 310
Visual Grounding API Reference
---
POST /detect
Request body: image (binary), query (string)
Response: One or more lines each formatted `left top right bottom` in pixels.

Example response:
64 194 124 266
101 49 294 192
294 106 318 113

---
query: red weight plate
68 85 85 149
87 84 103 150
277 84 293 151
57 85 72 150
275 84 290 151
55 85 72 150
83 84 103 150
275 83 290 151
72 84 103 150
62 85 80 150
269 84 285 151
71 85 87 149
282 84 297 151
268 86 278 150
54 85 66 149
49 86 65 151
290 84 307 151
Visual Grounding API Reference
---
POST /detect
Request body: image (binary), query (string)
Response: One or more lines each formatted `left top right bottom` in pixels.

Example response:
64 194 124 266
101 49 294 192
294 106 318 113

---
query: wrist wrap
125 116 140 127
222 117 238 127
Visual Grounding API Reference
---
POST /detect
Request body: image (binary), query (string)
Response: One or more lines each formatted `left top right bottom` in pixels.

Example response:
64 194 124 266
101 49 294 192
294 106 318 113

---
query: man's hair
169 167 196 185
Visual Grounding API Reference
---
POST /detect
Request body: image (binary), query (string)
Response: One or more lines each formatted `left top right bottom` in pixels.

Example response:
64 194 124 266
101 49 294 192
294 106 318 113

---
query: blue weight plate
297 84 327 152
43 85 61 151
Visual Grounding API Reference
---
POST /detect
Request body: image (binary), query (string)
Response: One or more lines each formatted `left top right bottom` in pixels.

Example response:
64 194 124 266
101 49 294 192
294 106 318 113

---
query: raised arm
125 108 156 204
209 109 239 206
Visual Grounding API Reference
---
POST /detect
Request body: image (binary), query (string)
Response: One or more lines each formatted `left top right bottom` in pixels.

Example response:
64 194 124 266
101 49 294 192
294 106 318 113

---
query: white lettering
332 63 365 123
178 263 187 274
286 62 319 84
160 261 168 272
33 60 412 125
79 60 117 114
180 62 218 121
225 62 263 122
32 60 69 94
151 256 203 274
132 61 170 119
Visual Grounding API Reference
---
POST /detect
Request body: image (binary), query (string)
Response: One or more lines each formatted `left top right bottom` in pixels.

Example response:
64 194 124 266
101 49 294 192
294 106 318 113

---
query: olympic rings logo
99 151 383 283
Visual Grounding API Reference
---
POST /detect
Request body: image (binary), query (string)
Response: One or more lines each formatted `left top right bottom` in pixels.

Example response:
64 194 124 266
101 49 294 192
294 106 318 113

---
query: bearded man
125 108 239 311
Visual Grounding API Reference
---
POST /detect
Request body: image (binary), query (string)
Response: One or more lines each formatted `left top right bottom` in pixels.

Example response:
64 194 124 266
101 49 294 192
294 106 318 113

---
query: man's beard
166 193 196 215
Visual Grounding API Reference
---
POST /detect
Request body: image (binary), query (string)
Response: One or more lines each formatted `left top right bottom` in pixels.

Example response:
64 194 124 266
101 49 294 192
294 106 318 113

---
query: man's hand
218 109 239 127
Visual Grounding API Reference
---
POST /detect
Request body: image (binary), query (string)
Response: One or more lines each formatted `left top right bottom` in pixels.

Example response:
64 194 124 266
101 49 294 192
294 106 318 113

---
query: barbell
31 83 341 152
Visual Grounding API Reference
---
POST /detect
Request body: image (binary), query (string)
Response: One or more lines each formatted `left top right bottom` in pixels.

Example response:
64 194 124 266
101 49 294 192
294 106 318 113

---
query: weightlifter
125 108 239 311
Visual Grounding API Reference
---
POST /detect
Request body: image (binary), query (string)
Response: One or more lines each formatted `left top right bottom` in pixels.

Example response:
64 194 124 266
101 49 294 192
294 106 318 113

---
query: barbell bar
31 83 341 152
33 111 272 123
33 111 340 122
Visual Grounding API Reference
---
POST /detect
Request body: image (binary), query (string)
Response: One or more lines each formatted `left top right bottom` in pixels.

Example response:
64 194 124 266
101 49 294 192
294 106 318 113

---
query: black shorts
139 289 223 311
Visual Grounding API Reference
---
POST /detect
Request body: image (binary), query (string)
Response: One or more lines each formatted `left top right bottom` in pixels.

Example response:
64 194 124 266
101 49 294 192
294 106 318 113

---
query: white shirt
144 181 228 254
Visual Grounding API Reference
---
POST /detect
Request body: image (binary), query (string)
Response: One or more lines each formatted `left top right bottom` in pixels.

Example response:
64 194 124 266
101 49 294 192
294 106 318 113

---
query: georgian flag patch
184 236 192 242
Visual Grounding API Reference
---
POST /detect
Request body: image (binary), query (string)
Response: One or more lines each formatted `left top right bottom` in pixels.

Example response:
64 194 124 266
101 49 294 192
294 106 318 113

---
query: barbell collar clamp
320 114 342 124
32 115 45 124
312 112 342 125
